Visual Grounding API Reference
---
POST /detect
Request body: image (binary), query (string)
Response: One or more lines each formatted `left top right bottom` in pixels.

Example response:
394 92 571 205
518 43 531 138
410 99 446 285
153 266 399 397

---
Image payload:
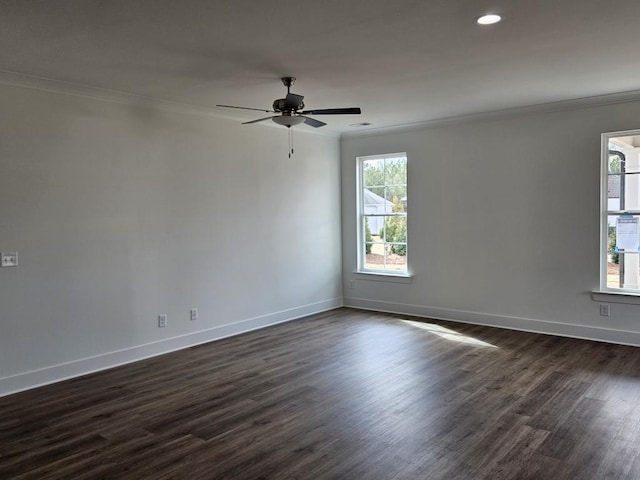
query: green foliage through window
384 197 407 256
365 217 373 254
608 226 619 264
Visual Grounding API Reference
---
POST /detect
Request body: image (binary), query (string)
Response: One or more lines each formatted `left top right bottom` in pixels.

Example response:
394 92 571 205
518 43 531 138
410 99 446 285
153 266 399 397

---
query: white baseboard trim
344 297 640 347
0 297 343 398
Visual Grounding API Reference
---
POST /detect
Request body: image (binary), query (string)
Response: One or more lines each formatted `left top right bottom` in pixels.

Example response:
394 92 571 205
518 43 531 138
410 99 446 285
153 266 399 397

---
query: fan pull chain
288 127 294 158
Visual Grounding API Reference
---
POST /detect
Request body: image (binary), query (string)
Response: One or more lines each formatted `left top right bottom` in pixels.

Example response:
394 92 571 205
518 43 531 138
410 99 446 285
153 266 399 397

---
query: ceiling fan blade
284 93 304 111
242 116 277 125
217 104 274 113
301 107 361 115
302 116 327 128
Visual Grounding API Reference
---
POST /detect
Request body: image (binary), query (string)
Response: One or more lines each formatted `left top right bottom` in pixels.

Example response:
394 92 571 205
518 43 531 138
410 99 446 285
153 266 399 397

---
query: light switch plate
1 252 18 267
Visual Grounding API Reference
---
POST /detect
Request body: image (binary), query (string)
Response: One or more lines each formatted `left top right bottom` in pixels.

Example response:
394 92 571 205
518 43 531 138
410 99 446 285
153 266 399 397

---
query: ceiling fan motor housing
273 98 304 113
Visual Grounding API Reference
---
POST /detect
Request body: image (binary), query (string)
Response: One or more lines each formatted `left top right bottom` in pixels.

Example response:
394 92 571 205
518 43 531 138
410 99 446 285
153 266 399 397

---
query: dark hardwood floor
2 308 640 479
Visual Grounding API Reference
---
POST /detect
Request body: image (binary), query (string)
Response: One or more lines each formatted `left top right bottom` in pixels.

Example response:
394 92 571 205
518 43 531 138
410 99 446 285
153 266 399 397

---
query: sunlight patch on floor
402 320 498 348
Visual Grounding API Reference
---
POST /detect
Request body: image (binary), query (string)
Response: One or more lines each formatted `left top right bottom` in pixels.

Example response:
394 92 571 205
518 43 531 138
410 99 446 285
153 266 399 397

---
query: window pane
610 214 640 252
385 217 407 244
365 248 386 270
363 215 384 252
384 157 407 186
364 213 386 270
607 214 640 289
363 159 385 187
363 186 386 216
607 257 620 288
363 214 407 272
364 245 407 272
617 172 640 210
607 252 640 290
606 216 619 289
384 185 407 213
607 174 621 206
363 214 384 237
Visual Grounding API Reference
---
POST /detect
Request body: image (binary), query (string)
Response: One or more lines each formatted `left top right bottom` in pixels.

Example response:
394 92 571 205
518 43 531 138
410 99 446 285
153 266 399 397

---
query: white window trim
595 129 640 300
592 290 640 305
353 271 412 283
356 152 410 278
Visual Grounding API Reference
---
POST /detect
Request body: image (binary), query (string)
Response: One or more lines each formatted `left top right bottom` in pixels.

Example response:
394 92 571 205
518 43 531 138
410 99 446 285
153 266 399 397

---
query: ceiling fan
216 77 361 129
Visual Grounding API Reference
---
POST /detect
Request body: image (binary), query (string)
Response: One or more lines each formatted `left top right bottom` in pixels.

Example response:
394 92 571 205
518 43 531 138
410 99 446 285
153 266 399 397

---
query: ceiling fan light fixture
477 13 502 25
272 115 305 127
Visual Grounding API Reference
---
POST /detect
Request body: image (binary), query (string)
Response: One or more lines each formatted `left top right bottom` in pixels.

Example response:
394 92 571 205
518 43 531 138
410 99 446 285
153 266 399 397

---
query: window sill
354 272 412 284
592 290 640 305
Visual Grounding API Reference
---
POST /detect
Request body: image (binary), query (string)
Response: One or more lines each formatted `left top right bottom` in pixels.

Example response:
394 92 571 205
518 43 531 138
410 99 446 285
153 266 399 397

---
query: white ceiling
2 0 640 134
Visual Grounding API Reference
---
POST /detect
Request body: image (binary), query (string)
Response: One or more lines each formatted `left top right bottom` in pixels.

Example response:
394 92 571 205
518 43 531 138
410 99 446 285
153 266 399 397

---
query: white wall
0 83 342 395
342 100 640 345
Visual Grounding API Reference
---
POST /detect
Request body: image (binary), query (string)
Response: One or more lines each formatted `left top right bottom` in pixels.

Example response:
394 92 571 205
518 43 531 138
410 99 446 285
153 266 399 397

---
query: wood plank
3 308 640 479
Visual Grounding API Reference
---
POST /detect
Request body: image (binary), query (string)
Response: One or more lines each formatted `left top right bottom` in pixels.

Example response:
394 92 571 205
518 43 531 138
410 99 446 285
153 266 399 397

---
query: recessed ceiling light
477 14 502 25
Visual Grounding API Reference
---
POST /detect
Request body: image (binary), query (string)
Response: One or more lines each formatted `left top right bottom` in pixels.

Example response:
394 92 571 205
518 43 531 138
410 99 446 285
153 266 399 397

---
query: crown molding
4 68 639 142
341 89 640 140
0 69 340 138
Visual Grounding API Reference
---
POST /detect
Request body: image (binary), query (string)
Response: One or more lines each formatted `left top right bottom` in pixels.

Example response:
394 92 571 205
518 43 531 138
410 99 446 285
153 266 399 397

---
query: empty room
3 1 640 478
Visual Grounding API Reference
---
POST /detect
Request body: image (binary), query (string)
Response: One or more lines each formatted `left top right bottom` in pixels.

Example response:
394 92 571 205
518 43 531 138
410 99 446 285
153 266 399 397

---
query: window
601 130 640 293
357 153 408 275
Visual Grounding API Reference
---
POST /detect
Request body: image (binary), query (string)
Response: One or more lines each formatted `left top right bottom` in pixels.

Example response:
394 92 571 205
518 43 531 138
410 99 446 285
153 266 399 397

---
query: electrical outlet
599 304 610 317
190 308 198 321
348 280 355 289
158 314 167 328
1 252 18 267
